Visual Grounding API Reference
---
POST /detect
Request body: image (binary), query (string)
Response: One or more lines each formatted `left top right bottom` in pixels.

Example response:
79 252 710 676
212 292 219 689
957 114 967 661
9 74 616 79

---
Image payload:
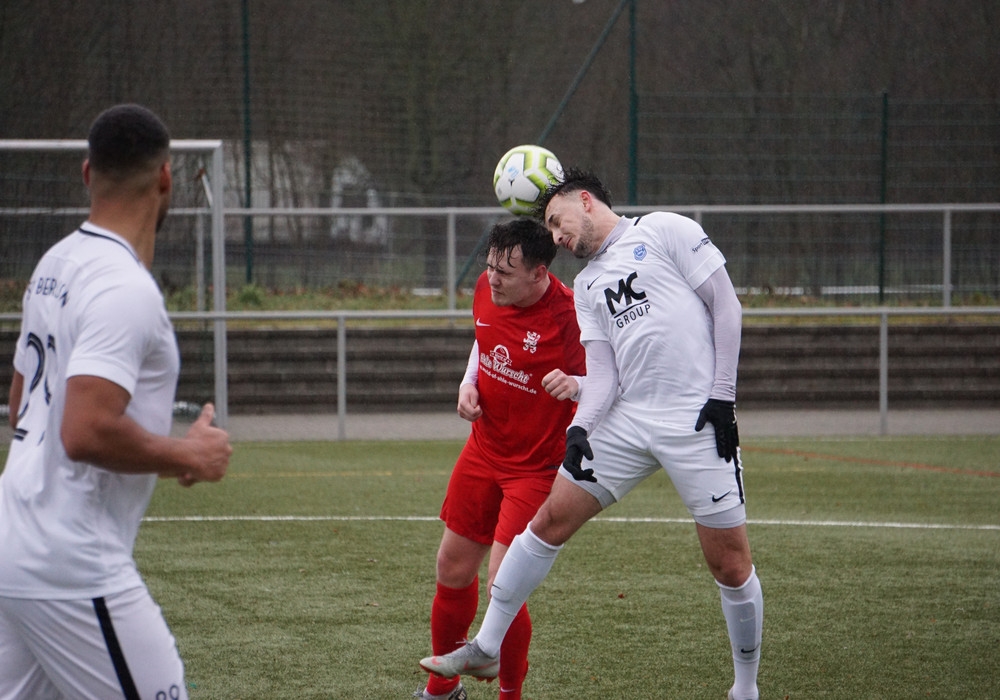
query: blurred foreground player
421 169 763 700
0 104 232 699
416 219 585 700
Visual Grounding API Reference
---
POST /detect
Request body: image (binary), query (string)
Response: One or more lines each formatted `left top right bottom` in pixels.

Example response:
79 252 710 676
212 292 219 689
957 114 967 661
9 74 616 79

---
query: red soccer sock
497 603 532 700
426 578 479 696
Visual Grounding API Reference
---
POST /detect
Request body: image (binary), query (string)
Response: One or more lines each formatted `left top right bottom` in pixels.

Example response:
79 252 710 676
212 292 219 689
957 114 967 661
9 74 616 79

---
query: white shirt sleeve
66 276 163 395
461 339 479 387
569 339 618 434
694 266 742 402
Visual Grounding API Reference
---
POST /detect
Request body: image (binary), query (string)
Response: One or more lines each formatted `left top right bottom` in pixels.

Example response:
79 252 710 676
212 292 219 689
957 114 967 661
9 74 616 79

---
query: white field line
142 515 1000 531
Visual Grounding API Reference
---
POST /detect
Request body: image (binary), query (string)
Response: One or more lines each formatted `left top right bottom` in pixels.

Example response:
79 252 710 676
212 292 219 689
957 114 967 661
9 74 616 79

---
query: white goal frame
0 139 230 425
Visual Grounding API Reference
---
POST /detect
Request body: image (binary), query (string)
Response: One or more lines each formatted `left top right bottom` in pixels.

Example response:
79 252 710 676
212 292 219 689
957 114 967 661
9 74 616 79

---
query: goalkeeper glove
695 398 740 463
563 426 597 482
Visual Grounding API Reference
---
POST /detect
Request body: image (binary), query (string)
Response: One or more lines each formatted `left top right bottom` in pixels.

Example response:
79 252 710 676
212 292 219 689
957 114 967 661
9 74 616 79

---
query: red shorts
439 440 558 547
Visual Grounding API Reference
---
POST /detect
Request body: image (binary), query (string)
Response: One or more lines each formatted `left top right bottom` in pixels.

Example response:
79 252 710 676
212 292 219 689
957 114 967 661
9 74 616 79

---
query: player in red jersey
416 218 585 700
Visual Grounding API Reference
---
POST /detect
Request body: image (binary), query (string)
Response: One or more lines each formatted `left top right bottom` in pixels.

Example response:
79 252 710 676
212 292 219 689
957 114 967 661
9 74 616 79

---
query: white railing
195 203 997 433
228 202 1000 310
137 306 1000 437
1 306 998 436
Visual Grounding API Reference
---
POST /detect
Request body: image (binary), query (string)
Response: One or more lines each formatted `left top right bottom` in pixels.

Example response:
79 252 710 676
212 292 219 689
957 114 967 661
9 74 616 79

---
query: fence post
337 315 347 440
627 0 638 205
879 311 889 435
878 91 889 304
447 211 457 312
942 209 952 307
210 143 229 428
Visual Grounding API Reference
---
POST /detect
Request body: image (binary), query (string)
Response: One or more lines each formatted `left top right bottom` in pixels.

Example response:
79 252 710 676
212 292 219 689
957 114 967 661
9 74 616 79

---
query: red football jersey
467 270 585 472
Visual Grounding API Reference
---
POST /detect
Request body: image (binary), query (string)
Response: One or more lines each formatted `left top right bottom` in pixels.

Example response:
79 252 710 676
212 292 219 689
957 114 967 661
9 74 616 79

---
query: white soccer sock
718 566 763 700
474 525 562 657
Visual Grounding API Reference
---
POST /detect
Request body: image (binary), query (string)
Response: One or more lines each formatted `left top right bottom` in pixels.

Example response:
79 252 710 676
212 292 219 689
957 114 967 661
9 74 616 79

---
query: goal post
0 139 230 427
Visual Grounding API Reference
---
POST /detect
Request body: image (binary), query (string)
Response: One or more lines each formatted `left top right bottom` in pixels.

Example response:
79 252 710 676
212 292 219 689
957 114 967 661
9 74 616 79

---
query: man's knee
436 554 480 587
529 499 593 546
697 524 754 587
712 554 754 588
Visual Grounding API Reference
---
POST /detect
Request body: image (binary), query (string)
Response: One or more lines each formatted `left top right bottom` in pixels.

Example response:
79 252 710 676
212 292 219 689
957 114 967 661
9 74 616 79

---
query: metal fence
2 142 998 435
139 306 1000 436
2 142 998 307
4 200 998 310
213 202 1000 308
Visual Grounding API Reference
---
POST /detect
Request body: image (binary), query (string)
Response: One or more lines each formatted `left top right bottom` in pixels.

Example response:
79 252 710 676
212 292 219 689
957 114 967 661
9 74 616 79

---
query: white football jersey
573 213 726 426
0 224 179 598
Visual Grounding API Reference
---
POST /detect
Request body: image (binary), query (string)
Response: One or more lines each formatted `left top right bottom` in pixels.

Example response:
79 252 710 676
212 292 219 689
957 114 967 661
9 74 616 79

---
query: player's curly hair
532 167 612 220
485 217 557 269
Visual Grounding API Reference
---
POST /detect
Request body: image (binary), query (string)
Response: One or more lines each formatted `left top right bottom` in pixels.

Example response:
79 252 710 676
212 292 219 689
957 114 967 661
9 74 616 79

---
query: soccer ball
493 144 564 216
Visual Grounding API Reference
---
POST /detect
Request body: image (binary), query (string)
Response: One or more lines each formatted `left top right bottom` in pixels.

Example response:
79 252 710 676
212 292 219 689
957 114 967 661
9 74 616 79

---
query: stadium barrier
6 308 995 438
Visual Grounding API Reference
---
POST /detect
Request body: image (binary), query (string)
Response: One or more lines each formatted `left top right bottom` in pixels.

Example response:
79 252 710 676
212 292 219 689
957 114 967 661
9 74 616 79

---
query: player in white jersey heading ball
0 104 232 699
420 169 762 700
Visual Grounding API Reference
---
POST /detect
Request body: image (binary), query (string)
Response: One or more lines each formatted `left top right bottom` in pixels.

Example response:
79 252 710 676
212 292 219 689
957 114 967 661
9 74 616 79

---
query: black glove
695 398 740 463
563 426 597 482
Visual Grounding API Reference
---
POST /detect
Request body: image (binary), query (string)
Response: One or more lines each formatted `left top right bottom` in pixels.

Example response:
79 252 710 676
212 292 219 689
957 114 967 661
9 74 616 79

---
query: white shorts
560 405 747 528
0 586 188 700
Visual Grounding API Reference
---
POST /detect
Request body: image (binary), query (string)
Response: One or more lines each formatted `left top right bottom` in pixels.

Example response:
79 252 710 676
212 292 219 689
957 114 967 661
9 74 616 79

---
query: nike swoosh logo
475 319 490 326
586 276 602 290
711 490 732 503
739 645 758 654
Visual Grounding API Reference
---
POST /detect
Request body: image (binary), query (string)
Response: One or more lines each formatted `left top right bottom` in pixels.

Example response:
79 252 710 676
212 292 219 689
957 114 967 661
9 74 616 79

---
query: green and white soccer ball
493 144 564 216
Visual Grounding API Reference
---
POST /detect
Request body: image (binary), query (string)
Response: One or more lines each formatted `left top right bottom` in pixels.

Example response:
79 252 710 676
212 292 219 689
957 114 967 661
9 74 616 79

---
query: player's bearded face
571 215 599 259
547 192 597 259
